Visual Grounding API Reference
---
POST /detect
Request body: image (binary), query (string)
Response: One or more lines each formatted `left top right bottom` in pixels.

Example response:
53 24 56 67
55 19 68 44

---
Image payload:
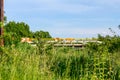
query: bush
3 32 20 46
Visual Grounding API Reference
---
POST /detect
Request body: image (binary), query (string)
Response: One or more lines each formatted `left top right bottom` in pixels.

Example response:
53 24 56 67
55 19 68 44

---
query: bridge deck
54 44 85 47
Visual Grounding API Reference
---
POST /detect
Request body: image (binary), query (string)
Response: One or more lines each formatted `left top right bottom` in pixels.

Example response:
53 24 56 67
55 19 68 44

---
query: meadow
0 36 120 80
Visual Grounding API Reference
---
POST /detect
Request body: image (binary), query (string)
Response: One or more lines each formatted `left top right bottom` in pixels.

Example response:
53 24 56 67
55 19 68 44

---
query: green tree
33 30 52 39
4 21 33 46
4 21 32 37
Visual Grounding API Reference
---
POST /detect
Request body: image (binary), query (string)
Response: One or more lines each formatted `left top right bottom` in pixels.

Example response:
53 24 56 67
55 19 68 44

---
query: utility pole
0 0 4 46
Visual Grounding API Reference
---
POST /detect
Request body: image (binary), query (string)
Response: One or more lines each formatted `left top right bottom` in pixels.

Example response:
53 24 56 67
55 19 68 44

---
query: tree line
3 21 52 46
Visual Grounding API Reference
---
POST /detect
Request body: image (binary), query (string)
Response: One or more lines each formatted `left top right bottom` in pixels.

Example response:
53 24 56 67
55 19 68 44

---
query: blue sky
4 0 120 38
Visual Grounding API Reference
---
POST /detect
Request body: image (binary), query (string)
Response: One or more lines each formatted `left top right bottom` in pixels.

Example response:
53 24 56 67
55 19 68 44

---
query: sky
4 0 120 38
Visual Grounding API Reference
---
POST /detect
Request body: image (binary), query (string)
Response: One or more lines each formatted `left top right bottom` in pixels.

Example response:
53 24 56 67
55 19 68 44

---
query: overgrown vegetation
0 20 120 79
4 21 52 46
0 33 120 80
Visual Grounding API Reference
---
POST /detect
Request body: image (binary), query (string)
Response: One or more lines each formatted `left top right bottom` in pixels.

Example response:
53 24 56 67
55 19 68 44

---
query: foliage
4 21 32 37
36 38 53 55
4 21 52 46
3 32 20 46
0 39 120 80
3 21 32 46
1 23 120 80
98 34 120 53
33 30 52 38
50 49 88 79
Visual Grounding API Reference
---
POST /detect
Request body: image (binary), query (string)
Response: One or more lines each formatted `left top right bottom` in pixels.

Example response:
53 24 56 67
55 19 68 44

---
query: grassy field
0 41 120 80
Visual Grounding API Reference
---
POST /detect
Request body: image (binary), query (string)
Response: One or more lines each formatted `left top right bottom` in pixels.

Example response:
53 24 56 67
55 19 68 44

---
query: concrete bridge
54 43 85 48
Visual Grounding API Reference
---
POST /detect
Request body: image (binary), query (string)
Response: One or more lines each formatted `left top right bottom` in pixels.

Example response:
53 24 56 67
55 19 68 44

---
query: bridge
52 40 102 48
54 44 85 48
28 40 102 48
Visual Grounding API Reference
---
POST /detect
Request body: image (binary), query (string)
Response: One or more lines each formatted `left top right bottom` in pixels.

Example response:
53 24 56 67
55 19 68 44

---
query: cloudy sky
4 0 120 38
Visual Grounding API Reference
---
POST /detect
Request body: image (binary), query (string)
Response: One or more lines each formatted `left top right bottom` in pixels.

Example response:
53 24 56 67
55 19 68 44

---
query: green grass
0 42 120 80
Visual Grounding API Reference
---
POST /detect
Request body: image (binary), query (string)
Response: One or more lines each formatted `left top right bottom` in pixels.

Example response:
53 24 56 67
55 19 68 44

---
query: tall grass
0 43 53 80
0 42 120 80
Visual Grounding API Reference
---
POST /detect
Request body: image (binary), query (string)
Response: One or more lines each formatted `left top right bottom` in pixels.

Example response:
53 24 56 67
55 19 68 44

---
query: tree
4 21 32 37
33 30 52 39
4 21 33 46
4 21 52 46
